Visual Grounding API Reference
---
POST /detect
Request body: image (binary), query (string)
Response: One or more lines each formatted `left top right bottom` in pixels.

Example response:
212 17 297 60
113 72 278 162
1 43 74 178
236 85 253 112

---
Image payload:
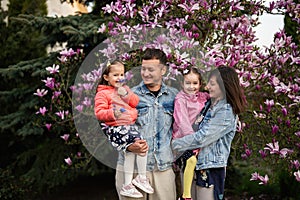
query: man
115 48 178 200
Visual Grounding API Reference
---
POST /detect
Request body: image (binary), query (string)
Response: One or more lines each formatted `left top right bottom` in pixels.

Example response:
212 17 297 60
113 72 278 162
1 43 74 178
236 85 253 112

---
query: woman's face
207 75 224 100
182 72 201 94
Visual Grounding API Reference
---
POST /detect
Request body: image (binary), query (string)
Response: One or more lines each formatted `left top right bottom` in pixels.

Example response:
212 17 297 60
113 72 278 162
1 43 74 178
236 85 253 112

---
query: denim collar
138 81 169 96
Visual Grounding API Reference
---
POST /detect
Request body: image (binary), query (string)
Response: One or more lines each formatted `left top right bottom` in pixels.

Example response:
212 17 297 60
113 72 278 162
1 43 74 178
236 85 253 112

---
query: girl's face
207 75 224 100
103 64 125 87
182 72 201 94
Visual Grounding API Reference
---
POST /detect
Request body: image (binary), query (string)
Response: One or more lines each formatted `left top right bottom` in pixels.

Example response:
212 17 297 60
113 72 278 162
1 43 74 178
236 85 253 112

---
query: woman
172 66 247 200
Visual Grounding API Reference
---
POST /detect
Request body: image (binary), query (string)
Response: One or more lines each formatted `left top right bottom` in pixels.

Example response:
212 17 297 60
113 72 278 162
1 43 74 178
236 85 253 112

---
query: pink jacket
94 85 139 126
172 90 209 139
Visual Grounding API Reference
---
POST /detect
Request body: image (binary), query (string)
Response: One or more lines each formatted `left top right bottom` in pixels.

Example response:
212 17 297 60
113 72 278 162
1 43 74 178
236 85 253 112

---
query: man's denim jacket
118 81 178 171
172 99 238 170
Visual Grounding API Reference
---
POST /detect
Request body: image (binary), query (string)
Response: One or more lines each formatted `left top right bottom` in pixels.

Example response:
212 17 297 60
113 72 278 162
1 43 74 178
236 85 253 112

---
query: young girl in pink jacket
94 61 153 198
172 67 210 200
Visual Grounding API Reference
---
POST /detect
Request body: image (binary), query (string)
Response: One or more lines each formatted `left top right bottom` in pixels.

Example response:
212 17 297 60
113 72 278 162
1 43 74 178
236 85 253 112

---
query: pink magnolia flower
97 23 106 33
42 77 55 89
46 64 60 74
250 172 269 185
82 97 91 106
45 123 52 131
64 157 72 166
82 83 93 90
178 2 200 13
125 71 133 81
271 125 279 134
294 170 300 182
58 48 76 62
33 89 48 97
55 110 65 120
264 140 292 158
259 149 267 159
69 85 76 91
295 131 300 137
244 149 252 157
36 107 47 115
250 172 260 181
264 99 274 112
264 140 280 154
286 120 291 127
236 120 246 132
258 174 269 185
281 107 288 116
274 82 291 94
75 105 83 112
60 48 76 57
253 111 266 119
291 160 300 169
52 91 61 99
138 5 151 22
278 148 293 158
60 134 70 142
102 2 114 13
269 1 275 12
229 2 244 12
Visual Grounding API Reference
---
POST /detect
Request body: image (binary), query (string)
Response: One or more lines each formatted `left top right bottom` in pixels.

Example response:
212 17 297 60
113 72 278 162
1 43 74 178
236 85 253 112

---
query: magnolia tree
34 0 300 188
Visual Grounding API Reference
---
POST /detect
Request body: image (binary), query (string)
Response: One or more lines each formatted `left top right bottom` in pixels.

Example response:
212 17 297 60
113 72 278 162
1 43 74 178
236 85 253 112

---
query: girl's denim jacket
118 82 178 171
172 99 238 170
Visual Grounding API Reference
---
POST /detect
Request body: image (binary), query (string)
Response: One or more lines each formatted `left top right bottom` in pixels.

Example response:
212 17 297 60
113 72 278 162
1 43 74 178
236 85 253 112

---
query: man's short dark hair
142 48 167 65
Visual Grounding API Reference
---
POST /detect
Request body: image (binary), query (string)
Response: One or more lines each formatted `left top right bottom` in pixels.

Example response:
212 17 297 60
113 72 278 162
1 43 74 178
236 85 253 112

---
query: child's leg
133 152 154 194
123 152 135 185
136 151 147 176
182 155 197 198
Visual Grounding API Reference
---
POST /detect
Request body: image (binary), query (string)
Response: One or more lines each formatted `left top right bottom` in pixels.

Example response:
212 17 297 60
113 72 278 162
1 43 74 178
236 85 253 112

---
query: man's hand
127 139 148 154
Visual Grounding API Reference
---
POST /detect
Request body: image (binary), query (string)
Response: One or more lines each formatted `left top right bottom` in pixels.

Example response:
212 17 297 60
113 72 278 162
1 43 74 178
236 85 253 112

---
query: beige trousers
115 164 176 200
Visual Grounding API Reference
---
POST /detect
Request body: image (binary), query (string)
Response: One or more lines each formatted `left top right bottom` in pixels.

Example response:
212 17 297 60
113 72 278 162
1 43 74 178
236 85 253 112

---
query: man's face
141 59 166 91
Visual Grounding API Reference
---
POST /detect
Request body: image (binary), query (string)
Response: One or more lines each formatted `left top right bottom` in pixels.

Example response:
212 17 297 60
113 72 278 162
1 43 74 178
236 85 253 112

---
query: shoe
120 183 143 198
178 197 192 200
132 175 154 194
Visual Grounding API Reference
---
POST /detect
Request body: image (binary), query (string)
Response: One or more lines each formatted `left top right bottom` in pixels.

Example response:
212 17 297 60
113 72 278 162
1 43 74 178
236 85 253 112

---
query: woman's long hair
209 66 247 115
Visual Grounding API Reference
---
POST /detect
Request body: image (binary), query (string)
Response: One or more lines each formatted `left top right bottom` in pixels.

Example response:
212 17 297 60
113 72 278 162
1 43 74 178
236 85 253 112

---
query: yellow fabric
183 155 197 198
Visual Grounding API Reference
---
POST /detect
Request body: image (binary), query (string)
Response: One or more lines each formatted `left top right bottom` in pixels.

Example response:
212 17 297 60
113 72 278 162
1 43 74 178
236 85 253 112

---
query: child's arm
173 97 195 138
117 85 139 108
94 91 115 122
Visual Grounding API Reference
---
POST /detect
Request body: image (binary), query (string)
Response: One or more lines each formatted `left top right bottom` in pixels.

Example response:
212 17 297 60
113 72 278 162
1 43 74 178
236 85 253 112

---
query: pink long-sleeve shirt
172 90 210 139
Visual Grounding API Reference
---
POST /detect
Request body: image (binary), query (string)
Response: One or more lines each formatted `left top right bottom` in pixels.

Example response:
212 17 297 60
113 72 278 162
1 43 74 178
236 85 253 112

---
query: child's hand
113 109 122 119
195 115 204 124
117 86 128 97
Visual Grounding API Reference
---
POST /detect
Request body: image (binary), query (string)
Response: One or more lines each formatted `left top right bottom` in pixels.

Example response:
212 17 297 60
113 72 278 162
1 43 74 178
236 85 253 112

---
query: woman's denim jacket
118 82 178 171
172 99 238 170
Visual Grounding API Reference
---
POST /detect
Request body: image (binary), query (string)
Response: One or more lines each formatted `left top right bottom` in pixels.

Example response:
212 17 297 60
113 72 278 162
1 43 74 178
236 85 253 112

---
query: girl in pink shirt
172 67 210 200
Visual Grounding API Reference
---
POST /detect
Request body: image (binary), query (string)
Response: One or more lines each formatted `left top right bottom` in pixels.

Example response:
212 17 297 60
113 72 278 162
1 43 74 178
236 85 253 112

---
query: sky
253 11 285 48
